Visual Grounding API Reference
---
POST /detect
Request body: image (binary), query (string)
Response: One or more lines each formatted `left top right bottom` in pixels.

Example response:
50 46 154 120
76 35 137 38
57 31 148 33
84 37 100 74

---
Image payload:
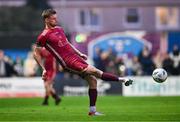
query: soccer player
33 9 133 116
33 45 61 105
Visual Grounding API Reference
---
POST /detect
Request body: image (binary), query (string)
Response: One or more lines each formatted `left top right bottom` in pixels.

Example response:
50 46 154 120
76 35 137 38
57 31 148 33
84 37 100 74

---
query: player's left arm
60 27 87 60
68 42 87 60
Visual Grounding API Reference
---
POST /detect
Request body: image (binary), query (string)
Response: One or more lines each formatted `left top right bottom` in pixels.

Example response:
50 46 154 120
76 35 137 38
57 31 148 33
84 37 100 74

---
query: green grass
0 96 180 121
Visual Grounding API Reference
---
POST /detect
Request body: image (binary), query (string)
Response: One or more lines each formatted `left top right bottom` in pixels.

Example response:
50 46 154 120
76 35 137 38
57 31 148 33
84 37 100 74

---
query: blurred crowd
93 45 180 76
0 45 179 77
0 49 41 77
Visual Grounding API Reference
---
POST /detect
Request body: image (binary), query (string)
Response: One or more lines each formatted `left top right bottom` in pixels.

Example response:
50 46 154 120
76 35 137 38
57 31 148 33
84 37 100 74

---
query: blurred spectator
169 45 180 75
105 48 117 74
162 53 173 75
93 47 105 71
14 56 24 76
100 50 111 72
131 56 142 76
138 46 155 75
115 57 126 76
153 50 163 68
23 52 38 77
122 54 133 76
0 50 17 77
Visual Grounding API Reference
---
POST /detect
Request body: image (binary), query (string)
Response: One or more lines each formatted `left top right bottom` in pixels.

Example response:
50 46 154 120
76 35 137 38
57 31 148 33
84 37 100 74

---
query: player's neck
45 24 55 29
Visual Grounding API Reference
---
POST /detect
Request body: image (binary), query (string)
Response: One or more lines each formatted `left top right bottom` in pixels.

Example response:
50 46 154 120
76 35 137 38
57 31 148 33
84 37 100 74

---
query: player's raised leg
83 65 133 86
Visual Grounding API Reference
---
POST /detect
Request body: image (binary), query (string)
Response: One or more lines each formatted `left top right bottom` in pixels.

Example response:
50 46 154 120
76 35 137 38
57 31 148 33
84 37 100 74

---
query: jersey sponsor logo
58 40 64 47
58 39 68 47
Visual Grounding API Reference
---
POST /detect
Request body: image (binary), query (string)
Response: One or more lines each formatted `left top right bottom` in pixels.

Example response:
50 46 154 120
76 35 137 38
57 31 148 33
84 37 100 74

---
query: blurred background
0 0 180 97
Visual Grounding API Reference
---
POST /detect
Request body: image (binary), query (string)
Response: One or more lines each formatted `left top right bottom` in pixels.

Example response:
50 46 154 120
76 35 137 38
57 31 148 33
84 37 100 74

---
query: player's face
46 14 58 27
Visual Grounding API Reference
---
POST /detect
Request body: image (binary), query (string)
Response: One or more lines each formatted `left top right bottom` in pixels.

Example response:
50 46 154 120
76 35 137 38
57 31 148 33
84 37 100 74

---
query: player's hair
41 9 56 20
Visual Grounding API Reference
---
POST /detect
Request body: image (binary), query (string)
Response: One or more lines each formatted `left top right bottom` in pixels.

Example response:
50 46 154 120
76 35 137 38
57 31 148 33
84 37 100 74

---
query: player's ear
44 18 49 23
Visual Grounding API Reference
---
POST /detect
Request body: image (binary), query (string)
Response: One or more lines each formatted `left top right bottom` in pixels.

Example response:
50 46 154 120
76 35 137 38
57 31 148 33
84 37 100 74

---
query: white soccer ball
152 68 168 83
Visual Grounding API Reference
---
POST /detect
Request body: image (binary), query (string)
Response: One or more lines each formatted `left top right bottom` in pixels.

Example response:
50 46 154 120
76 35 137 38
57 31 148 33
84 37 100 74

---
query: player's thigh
45 71 56 84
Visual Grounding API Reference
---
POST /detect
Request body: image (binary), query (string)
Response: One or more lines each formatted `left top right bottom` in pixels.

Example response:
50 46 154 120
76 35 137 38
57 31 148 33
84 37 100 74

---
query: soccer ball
152 68 167 83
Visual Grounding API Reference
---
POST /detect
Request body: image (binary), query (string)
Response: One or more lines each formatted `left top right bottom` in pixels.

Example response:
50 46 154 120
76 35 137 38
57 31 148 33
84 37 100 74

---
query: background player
33 45 61 105
33 9 133 115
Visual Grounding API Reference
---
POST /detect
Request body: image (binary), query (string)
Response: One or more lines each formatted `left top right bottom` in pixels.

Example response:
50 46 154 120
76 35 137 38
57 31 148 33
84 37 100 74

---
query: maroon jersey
36 26 88 73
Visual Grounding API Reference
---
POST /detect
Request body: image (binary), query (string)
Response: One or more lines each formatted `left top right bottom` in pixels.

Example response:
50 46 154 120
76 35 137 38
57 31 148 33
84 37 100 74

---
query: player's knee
79 72 89 79
45 81 51 86
90 68 102 78
88 76 97 88
89 81 97 89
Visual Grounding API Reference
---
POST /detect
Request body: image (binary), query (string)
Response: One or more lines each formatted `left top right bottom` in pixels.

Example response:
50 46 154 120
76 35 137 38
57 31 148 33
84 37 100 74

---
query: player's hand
80 54 87 60
42 69 47 81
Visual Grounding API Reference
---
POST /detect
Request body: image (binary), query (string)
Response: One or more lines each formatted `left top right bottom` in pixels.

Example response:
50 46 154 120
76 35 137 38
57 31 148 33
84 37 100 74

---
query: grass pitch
0 96 180 121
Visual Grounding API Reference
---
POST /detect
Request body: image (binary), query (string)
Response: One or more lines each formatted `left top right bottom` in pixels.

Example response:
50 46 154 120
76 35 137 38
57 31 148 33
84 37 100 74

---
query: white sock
118 77 126 82
89 106 96 112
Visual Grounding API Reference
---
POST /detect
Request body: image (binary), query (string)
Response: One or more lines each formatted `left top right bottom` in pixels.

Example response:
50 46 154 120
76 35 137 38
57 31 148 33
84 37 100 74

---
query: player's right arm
33 45 47 80
33 29 48 80
33 45 45 71
33 31 48 80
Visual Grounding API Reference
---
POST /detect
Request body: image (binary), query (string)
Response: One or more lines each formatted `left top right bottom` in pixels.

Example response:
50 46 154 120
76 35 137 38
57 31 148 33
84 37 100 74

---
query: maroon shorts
44 70 56 82
66 56 88 73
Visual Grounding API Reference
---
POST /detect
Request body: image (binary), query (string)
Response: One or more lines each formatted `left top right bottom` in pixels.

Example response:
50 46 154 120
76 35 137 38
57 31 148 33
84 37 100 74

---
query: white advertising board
0 77 45 98
123 76 180 96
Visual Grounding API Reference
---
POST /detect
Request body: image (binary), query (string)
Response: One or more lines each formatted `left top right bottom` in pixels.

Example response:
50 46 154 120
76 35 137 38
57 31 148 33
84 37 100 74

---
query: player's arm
68 42 87 60
33 45 45 70
33 45 47 80
33 45 46 80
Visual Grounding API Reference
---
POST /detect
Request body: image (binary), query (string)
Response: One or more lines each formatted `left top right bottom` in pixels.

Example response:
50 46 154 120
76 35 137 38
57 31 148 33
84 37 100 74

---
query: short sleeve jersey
36 26 88 72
